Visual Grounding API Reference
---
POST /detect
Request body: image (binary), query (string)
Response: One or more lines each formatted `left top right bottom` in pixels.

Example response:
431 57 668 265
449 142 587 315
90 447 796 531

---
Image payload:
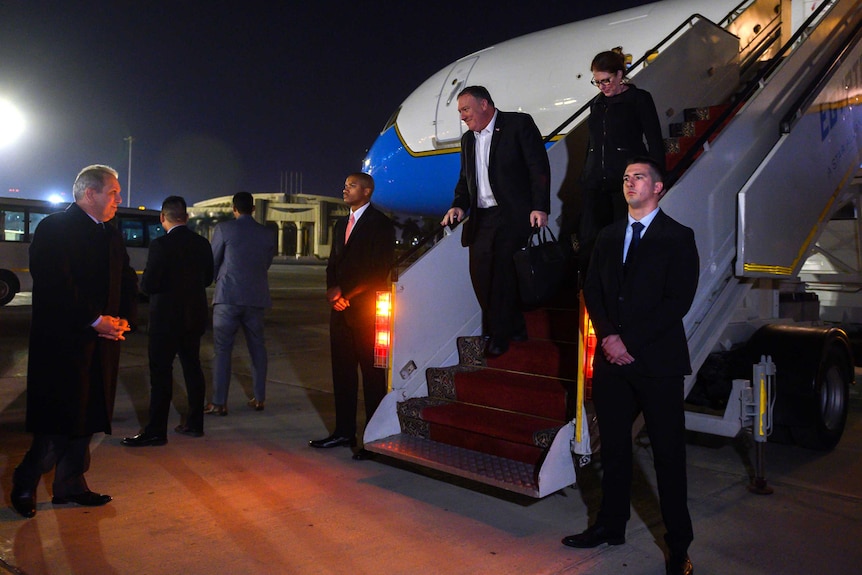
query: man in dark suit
441 85 551 356
11 165 138 518
206 191 275 415
563 157 699 575
122 196 214 446
309 173 395 460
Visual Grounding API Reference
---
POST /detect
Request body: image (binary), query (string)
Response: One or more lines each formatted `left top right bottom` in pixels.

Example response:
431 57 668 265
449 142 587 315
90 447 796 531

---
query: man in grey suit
205 192 275 415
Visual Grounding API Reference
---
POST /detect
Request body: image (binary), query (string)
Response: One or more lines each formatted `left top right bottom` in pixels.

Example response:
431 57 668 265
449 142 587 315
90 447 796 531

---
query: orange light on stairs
374 290 392 368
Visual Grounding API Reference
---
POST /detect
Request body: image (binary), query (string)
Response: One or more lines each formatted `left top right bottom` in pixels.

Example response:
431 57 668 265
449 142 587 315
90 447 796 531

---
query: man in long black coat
11 165 138 518
123 195 213 446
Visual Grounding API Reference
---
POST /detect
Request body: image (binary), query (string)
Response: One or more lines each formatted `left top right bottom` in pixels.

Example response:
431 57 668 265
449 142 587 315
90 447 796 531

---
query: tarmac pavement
0 264 860 574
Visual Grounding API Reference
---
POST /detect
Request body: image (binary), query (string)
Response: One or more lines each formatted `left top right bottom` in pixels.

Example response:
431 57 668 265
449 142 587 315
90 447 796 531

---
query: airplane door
435 56 478 144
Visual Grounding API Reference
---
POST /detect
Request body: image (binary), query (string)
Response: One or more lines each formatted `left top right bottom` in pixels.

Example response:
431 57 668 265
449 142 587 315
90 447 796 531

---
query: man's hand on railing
441 207 465 227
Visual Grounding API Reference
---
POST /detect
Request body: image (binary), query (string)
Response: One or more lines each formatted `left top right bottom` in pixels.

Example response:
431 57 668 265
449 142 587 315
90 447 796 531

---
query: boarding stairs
365 0 862 496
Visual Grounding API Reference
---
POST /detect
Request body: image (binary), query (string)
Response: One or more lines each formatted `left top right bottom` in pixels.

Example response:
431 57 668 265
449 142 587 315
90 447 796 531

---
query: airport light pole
124 136 133 207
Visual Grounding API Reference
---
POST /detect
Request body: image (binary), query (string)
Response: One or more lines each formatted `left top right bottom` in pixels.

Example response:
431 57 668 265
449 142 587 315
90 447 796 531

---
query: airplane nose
363 124 461 215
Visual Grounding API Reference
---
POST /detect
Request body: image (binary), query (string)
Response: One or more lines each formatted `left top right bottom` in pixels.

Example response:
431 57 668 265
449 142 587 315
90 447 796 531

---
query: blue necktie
626 221 644 264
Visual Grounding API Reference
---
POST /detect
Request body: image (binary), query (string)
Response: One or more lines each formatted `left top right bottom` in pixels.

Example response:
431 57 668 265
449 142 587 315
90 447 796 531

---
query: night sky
0 0 653 209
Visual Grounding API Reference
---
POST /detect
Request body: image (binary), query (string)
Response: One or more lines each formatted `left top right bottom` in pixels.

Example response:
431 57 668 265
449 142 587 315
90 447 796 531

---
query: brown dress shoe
204 403 228 416
666 553 694 575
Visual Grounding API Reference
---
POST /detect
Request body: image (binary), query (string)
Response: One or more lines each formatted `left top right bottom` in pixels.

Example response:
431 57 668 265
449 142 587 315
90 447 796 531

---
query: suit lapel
488 112 504 169
610 221 627 286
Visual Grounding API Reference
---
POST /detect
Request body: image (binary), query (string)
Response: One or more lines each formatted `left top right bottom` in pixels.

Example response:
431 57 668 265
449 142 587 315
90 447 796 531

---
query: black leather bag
513 226 566 305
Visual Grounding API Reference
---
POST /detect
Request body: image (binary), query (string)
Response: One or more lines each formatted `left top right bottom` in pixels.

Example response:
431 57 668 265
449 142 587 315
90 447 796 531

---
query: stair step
396 398 549 464
418 401 562 447
683 104 729 121
364 433 545 497
452 369 570 420
426 421 547 464
669 118 713 138
485 339 579 379
524 307 579 342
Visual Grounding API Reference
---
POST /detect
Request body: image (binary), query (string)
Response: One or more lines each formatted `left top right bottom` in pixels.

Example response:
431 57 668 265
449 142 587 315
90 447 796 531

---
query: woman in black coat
580 50 665 263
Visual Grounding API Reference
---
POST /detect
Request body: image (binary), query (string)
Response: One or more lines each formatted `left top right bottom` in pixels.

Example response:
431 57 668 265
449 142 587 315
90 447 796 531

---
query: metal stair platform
365 433 545 497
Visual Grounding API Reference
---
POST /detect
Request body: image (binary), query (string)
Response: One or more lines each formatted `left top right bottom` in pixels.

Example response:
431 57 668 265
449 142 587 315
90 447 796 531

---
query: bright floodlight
0 99 25 148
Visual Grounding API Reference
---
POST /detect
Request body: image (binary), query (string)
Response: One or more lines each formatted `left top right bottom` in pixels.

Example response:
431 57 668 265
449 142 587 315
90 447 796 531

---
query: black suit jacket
26 203 138 435
326 204 395 326
583 209 699 378
451 111 551 246
141 225 214 336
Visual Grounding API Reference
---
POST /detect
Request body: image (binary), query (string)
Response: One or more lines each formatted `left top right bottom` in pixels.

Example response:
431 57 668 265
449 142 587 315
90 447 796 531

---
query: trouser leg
592 371 639 532
51 435 93 498
639 375 693 555
147 334 177 436
241 307 268 402
356 312 386 427
212 304 239 405
177 333 206 431
14 434 58 492
330 311 359 438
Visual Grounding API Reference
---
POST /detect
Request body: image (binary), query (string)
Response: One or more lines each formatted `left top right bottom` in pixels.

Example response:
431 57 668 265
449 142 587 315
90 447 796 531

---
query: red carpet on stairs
395 304 580 469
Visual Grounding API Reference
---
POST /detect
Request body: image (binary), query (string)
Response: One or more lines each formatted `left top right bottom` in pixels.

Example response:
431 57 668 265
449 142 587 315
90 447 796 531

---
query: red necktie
345 213 355 244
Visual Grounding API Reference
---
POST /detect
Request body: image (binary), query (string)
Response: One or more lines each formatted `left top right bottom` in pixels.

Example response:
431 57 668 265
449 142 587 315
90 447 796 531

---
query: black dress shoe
485 338 509 357
174 424 204 438
52 491 112 507
667 553 693 575
561 524 625 548
122 432 168 447
309 434 354 448
352 448 374 461
11 485 36 518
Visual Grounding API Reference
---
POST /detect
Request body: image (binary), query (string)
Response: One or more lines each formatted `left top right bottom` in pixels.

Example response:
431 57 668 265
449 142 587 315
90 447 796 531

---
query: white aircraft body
363 0 826 215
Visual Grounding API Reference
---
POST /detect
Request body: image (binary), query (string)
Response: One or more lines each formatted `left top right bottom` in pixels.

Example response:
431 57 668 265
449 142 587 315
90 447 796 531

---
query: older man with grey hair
11 164 138 518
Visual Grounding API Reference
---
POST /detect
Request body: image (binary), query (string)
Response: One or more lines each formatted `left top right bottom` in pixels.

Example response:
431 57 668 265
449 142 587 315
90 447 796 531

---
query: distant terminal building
188 193 348 259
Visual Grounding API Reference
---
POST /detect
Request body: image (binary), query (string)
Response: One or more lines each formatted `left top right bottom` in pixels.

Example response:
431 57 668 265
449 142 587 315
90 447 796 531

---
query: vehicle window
1 210 25 241
148 222 165 242
120 219 145 247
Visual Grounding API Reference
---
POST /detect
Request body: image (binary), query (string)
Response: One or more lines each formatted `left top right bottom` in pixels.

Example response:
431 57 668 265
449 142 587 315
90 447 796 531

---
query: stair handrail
391 219 465 282
780 19 862 134
666 0 839 186
718 0 761 29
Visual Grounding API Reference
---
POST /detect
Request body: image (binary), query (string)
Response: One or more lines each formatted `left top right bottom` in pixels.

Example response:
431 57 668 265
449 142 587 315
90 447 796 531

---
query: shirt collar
474 110 498 136
628 207 660 231
350 202 370 222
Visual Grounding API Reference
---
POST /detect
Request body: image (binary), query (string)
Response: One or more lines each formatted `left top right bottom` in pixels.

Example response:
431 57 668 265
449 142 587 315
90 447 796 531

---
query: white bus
0 197 164 305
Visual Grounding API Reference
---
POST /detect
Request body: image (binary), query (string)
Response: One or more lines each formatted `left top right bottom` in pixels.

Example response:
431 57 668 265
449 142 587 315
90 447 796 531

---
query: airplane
362 0 824 216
